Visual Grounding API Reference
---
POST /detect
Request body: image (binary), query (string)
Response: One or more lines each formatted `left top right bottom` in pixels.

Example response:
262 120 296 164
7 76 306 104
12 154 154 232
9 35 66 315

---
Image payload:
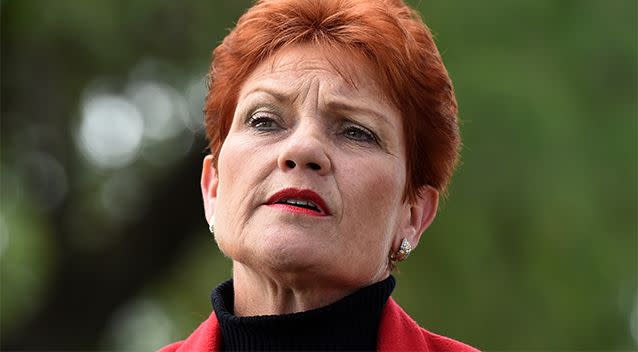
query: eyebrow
243 87 292 104
243 87 395 128
325 100 394 128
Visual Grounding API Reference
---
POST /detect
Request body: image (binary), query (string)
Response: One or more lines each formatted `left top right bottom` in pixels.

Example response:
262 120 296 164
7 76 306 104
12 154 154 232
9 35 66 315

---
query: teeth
281 198 320 211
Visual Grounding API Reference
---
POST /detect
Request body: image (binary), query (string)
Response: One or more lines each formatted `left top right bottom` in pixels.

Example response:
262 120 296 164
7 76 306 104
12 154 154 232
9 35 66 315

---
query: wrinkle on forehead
300 75 321 111
265 44 382 96
243 44 390 106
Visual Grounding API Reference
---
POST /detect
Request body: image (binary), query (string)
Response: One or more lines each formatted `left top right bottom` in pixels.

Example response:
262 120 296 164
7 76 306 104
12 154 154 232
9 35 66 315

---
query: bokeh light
77 94 144 169
127 80 187 141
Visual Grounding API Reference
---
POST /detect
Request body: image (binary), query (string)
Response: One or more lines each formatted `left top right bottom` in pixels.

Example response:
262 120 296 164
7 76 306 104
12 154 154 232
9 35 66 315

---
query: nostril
285 160 296 168
307 162 321 171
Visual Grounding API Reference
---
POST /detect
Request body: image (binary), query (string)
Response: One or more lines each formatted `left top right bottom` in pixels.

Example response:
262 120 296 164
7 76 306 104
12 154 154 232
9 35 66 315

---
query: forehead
238 45 387 103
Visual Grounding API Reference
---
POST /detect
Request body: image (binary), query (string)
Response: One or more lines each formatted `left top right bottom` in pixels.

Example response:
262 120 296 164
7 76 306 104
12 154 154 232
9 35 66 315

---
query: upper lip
265 188 331 215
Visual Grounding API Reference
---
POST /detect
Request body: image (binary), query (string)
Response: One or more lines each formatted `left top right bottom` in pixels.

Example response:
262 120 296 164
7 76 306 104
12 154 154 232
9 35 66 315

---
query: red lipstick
266 188 331 216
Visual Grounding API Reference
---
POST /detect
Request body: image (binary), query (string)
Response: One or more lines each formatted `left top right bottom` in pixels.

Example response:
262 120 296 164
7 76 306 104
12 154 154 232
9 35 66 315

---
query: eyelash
246 110 380 146
246 112 282 132
342 123 379 145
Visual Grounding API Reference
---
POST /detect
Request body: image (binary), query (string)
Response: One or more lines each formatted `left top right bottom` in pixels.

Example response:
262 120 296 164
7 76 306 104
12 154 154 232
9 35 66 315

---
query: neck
211 274 396 351
232 261 389 316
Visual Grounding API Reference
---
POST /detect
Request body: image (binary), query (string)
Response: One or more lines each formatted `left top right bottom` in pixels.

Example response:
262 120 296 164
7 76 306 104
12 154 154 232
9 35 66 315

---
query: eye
342 123 378 144
247 112 282 132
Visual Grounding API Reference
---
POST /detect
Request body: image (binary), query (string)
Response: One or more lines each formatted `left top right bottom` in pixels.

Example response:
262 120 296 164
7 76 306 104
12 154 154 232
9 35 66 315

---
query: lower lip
267 204 327 217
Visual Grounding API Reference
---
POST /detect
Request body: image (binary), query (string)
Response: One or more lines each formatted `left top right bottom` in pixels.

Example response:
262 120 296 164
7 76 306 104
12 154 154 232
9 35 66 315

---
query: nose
277 124 332 176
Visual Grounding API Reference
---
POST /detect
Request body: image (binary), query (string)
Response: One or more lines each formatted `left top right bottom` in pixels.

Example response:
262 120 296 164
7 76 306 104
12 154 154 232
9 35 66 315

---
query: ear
201 155 219 224
396 186 439 250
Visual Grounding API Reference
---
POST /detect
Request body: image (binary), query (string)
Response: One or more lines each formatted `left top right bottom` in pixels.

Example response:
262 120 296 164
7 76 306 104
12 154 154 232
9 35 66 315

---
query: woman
160 0 478 350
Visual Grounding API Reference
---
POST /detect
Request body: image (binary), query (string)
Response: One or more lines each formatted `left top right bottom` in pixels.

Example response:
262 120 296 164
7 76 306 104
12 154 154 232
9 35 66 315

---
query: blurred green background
1 0 636 350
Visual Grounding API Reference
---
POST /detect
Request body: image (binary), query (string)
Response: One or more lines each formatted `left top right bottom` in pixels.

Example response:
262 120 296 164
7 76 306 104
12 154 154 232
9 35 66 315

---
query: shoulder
157 297 479 352
156 311 221 352
378 297 480 352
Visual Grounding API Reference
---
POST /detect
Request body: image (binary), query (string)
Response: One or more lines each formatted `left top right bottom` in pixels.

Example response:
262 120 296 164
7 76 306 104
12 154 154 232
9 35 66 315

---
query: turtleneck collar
211 275 396 351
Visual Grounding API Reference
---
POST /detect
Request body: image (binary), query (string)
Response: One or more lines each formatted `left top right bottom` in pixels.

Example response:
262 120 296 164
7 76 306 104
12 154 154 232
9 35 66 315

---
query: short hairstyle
204 0 459 202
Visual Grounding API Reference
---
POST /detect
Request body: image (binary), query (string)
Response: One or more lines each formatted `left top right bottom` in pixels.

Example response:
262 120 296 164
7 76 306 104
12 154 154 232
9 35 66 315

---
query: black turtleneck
210 275 396 351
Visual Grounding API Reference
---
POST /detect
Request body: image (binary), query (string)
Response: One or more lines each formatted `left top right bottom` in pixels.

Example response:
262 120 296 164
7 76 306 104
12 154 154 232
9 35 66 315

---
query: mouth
265 188 331 216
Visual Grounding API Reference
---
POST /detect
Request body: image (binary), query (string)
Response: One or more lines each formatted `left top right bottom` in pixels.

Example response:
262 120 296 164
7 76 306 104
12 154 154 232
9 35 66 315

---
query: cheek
338 155 406 247
344 157 404 215
217 133 267 198
214 135 268 246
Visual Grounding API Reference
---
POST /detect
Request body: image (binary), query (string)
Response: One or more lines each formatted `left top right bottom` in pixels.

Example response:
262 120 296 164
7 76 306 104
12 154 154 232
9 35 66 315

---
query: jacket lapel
377 297 430 351
157 311 221 352
159 297 433 352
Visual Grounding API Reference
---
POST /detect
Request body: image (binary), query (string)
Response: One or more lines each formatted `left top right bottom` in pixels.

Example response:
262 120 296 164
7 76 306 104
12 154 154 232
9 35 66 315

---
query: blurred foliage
1 0 636 350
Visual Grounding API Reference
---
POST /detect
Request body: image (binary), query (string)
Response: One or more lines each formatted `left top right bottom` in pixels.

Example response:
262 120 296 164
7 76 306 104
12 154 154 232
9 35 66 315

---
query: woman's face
203 45 433 289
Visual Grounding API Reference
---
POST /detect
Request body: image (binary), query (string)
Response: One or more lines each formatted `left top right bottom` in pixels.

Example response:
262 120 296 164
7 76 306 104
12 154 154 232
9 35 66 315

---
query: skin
201 44 439 316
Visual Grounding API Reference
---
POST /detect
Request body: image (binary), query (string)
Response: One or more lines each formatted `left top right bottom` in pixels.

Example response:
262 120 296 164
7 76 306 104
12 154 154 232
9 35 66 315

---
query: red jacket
158 297 479 351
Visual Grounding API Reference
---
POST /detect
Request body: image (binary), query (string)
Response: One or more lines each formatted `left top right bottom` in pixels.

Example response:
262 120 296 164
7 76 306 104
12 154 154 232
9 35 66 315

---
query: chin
259 236 323 272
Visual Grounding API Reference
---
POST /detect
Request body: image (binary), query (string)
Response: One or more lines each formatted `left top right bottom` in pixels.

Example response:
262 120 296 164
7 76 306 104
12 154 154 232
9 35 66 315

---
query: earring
209 215 215 234
390 238 412 262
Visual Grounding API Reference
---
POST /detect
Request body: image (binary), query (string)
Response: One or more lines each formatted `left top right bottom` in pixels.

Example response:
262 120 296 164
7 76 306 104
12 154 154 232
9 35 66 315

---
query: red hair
204 0 459 202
